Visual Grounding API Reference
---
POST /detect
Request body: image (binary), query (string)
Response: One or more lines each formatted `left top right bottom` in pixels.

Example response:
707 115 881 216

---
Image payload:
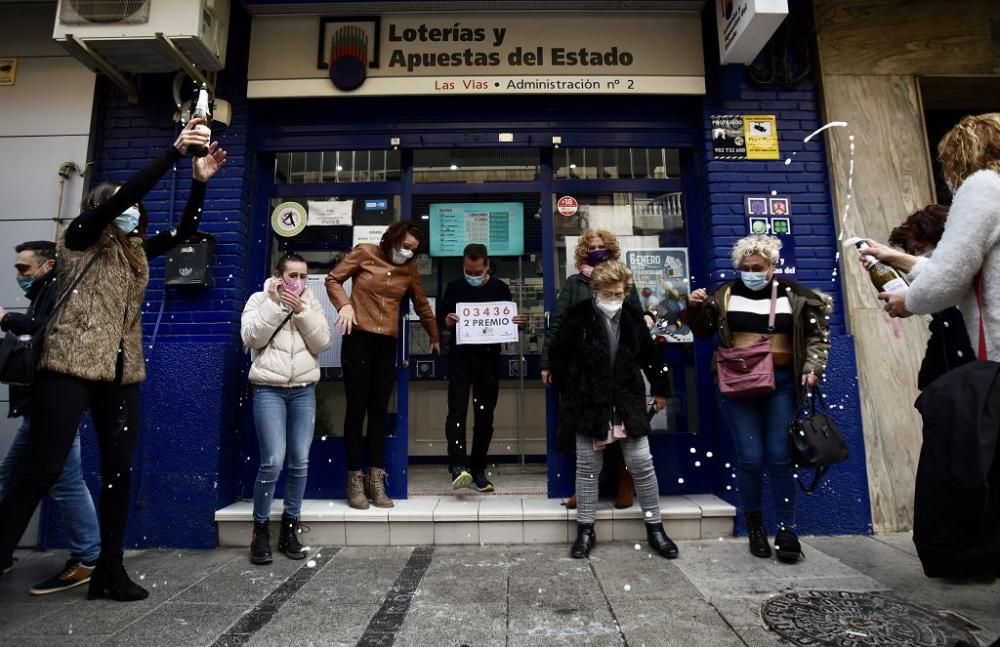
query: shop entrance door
404 148 548 496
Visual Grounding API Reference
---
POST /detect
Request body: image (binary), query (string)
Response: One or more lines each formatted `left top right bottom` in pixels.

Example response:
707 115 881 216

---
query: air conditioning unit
54 0 230 74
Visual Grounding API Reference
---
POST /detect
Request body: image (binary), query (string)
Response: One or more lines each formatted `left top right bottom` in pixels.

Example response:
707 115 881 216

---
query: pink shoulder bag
716 281 778 399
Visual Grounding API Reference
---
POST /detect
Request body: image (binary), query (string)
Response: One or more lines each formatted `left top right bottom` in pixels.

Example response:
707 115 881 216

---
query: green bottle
855 241 907 293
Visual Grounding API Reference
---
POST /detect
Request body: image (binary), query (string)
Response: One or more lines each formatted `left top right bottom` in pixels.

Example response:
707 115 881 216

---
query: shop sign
364 198 389 211
271 202 307 237
0 58 17 86
717 0 788 65
745 194 796 274
711 114 779 160
248 12 705 97
556 195 578 217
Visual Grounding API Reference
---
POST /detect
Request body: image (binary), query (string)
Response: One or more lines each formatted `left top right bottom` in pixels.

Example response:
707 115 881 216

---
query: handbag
0 252 101 386
716 281 778 398
788 385 849 495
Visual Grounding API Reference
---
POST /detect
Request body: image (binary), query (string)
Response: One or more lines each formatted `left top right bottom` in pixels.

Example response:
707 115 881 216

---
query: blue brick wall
698 83 846 333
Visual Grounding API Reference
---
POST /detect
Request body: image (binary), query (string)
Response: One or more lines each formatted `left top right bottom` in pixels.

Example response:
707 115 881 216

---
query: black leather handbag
788 386 849 495
0 253 101 387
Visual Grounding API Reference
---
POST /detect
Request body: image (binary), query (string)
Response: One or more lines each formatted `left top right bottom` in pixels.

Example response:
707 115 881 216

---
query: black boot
571 523 596 559
277 513 308 560
745 511 772 558
250 520 273 565
87 552 148 602
645 523 679 559
774 526 803 563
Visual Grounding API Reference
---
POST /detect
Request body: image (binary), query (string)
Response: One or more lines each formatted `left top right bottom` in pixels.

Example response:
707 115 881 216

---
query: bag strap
767 280 778 332
797 465 830 496
265 311 294 348
976 272 987 361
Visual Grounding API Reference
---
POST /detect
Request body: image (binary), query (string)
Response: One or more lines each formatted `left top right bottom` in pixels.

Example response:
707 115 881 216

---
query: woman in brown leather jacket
326 221 440 509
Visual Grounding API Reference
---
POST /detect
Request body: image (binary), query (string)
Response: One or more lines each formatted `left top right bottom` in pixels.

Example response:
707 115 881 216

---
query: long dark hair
81 182 150 275
378 221 422 260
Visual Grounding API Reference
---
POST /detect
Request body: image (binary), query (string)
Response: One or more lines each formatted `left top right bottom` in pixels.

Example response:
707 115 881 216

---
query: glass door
405 148 548 496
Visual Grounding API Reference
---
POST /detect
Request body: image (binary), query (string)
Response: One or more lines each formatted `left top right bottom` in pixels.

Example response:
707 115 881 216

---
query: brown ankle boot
347 470 369 509
615 465 635 509
365 467 394 508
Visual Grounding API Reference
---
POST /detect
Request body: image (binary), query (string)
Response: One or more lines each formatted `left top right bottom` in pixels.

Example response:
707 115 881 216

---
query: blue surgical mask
16 276 33 293
740 271 769 291
464 273 485 287
114 206 141 234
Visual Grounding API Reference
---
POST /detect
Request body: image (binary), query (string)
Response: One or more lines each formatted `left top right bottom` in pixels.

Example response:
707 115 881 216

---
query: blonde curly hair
731 235 782 269
591 260 633 292
574 229 622 269
938 113 1000 191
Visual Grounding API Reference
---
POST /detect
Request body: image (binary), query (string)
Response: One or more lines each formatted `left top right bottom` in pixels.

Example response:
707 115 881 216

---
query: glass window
553 148 681 180
550 191 696 434
274 150 402 184
413 148 539 183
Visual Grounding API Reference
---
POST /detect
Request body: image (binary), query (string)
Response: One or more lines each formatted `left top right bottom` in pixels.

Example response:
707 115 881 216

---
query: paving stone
392 601 506 647
100 603 249 647
245 601 379 647
613 597 747 647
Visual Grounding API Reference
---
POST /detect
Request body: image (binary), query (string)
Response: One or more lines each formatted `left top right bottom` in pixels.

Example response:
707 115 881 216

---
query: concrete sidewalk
0 534 997 647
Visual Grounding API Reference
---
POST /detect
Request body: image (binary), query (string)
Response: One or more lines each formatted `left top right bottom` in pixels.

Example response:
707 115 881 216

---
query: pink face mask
283 278 304 295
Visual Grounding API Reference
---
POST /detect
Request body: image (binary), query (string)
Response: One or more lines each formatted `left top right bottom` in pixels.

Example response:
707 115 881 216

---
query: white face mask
392 248 414 265
595 297 624 318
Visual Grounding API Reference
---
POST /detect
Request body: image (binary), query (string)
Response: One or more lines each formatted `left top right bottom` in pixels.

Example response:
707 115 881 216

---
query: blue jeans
0 417 101 563
252 385 316 523
717 367 798 529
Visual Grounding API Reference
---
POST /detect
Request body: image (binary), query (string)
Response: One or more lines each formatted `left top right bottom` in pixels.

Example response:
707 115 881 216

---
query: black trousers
342 330 396 471
0 370 140 563
445 349 500 473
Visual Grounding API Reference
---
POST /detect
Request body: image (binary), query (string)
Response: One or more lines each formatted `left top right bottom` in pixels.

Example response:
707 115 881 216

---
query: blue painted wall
40 0 871 548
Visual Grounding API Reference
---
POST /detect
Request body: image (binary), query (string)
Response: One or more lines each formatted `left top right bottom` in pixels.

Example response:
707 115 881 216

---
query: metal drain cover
761 590 978 646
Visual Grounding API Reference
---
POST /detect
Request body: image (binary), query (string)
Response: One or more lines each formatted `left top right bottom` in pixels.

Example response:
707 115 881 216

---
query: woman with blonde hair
880 113 1000 362
540 228 643 509
688 235 831 563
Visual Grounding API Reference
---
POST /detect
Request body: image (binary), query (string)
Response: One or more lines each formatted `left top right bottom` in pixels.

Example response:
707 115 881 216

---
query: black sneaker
450 466 472 490
470 471 494 493
30 559 95 595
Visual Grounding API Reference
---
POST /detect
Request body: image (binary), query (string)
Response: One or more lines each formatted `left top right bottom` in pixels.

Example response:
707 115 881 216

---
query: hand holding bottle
174 118 210 155
879 289 913 318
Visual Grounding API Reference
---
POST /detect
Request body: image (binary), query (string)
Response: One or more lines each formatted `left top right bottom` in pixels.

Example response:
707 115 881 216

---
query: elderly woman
688 235 830 563
541 228 644 510
879 113 1000 362
549 261 677 559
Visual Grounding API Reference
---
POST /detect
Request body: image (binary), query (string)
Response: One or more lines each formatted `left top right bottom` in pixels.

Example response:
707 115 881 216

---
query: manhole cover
762 590 978 646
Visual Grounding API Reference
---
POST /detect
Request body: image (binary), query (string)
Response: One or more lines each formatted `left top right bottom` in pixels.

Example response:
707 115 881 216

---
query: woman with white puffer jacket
241 252 332 565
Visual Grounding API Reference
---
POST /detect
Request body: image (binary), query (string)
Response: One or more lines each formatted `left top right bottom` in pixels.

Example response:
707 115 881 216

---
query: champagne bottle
855 240 907 292
191 83 211 158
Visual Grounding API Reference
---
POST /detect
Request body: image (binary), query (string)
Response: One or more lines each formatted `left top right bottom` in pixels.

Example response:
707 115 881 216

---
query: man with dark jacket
0 240 100 594
439 244 527 493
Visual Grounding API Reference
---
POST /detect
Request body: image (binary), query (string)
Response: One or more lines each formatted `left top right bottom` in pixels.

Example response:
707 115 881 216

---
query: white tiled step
215 495 735 547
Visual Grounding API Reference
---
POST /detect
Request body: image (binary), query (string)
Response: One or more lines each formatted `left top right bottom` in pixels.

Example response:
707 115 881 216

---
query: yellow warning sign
0 58 17 86
744 114 779 160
